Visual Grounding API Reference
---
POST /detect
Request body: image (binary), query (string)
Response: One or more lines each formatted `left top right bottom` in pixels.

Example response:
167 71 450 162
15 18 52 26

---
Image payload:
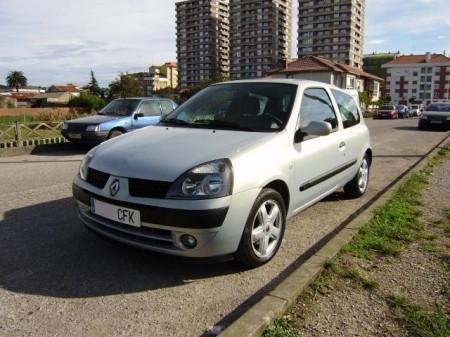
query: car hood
67 115 120 125
89 125 274 181
423 111 450 117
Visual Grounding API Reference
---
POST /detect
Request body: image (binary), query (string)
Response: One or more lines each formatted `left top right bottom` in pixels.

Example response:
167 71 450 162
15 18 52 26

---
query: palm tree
6 71 28 92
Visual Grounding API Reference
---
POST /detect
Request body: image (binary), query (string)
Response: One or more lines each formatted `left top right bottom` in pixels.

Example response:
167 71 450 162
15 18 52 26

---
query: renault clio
73 80 372 267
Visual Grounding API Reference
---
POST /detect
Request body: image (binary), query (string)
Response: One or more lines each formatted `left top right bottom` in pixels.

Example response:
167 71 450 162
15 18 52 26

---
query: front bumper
72 178 260 258
62 130 109 144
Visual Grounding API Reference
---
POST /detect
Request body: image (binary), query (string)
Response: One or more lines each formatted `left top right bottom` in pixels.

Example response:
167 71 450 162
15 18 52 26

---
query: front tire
108 130 124 139
235 188 286 268
344 154 370 198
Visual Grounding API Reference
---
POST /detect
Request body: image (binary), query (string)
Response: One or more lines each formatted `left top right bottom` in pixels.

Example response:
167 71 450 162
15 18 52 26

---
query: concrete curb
219 135 449 337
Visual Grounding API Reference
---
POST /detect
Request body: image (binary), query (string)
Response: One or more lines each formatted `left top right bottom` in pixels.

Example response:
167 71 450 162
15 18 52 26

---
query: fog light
180 234 197 249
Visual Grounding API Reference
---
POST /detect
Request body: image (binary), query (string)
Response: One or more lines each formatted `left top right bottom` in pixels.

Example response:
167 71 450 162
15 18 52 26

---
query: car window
139 101 161 117
299 88 338 130
331 89 360 129
160 100 175 115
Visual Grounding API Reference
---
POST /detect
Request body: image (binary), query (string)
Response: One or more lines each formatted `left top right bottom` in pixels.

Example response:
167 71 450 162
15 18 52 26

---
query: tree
108 73 143 99
409 96 417 104
89 70 102 97
358 91 372 112
6 70 27 92
385 95 392 103
179 73 230 101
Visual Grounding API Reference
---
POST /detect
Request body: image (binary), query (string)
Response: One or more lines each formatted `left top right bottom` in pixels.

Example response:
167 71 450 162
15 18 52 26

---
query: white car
410 104 423 117
73 80 372 267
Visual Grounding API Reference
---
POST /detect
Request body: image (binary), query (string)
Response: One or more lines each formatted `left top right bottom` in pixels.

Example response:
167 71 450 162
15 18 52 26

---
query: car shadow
29 143 93 157
0 197 244 299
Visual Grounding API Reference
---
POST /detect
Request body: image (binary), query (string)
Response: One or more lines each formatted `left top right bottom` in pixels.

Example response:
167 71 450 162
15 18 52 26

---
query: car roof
214 78 344 91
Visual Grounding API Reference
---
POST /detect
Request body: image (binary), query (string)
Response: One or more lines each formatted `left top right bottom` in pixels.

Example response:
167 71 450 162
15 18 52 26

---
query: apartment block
382 53 450 105
298 0 365 69
230 0 292 79
176 0 230 88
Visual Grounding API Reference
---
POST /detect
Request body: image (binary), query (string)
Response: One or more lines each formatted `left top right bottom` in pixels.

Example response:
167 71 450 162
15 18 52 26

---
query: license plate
430 120 442 124
92 199 141 227
68 133 82 139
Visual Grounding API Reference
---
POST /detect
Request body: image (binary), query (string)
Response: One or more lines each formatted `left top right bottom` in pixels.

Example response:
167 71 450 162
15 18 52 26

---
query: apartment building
382 53 450 105
176 0 230 88
298 0 365 69
230 0 292 79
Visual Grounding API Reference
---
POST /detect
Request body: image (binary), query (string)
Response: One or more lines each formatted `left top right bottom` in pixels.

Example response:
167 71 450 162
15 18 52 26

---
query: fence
0 121 67 149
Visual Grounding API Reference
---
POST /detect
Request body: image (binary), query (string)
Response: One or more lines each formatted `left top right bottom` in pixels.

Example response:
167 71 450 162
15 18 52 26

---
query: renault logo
110 179 120 197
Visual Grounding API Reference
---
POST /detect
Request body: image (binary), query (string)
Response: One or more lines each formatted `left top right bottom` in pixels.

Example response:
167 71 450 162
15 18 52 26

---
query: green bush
69 93 105 111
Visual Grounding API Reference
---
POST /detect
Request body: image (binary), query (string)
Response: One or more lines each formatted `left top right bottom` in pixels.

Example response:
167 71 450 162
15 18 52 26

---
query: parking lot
0 119 448 337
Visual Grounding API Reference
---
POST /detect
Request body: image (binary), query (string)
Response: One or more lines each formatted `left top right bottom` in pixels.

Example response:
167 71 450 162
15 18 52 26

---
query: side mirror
134 112 144 120
295 121 332 143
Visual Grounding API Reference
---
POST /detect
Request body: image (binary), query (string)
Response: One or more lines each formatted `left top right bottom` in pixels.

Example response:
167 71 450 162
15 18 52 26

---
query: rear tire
235 188 286 268
344 154 370 198
108 130 124 139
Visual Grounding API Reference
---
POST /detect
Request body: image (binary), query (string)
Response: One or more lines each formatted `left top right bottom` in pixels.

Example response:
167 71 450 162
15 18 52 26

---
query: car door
131 100 162 130
330 89 365 183
292 87 348 211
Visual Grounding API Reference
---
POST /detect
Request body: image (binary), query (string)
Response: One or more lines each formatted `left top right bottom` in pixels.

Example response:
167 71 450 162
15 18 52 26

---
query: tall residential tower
298 0 365 68
176 0 230 88
230 0 293 79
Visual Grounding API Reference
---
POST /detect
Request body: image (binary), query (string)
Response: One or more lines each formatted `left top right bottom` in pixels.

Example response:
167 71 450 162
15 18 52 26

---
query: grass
387 295 450 337
342 142 450 259
263 317 300 337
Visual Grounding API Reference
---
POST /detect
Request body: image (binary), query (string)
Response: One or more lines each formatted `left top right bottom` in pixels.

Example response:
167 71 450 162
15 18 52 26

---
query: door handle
339 142 346 149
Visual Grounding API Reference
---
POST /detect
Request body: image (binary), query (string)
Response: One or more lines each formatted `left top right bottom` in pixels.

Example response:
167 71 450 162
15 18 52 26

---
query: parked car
72 80 372 267
397 105 410 119
418 103 450 130
375 104 399 119
62 97 177 144
409 104 423 117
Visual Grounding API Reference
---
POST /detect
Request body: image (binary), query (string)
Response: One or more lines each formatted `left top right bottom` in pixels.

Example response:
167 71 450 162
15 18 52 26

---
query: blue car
62 97 177 144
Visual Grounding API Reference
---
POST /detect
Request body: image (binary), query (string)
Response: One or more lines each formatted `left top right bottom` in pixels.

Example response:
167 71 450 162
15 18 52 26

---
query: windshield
381 105 395 110
161 83 297 132
99 99 141 117
426 104 450 112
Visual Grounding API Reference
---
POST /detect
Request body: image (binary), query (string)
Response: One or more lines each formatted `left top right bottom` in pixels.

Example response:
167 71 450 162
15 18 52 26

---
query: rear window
331 89 360 128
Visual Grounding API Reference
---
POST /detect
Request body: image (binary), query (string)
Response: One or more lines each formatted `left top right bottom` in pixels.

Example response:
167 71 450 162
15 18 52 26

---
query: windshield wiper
193 119 257 132
159 118 193 127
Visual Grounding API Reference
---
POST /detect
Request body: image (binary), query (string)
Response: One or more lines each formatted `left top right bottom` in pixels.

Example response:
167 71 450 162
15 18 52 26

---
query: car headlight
62 123 69 130
79 149 96 180
167 159 233 199
421 115 428 120
86 125 100 132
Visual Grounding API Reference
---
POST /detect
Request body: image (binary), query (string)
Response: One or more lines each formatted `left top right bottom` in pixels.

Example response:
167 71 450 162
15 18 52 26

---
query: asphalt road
0 119 448 337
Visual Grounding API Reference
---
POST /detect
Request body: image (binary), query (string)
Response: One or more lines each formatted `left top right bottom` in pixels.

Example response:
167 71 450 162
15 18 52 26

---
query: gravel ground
291 152 450 337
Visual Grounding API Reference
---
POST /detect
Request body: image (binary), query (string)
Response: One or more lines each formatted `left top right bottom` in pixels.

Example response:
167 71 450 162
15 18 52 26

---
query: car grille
129 178 172 199
67 124 87 132
87 168 110 189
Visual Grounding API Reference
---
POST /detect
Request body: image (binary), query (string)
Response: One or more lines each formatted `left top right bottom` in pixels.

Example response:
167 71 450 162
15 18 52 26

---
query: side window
138 101 161 117
299 88 338 130
160 100 175 115
331 89 360 128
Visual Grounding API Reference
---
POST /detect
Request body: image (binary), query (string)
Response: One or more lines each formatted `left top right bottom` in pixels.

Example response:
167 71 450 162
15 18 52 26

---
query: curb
218 135 449 337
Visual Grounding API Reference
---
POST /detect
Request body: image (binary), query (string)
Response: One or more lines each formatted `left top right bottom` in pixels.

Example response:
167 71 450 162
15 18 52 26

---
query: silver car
73 80 372 267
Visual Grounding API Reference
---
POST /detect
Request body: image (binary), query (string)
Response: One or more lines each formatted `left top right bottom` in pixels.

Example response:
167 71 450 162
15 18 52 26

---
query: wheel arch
108 127 127 136
365 148 373 166
264 179 290 211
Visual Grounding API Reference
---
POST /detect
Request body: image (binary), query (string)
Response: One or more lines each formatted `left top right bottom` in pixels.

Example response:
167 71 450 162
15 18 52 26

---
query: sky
0 0 449 87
